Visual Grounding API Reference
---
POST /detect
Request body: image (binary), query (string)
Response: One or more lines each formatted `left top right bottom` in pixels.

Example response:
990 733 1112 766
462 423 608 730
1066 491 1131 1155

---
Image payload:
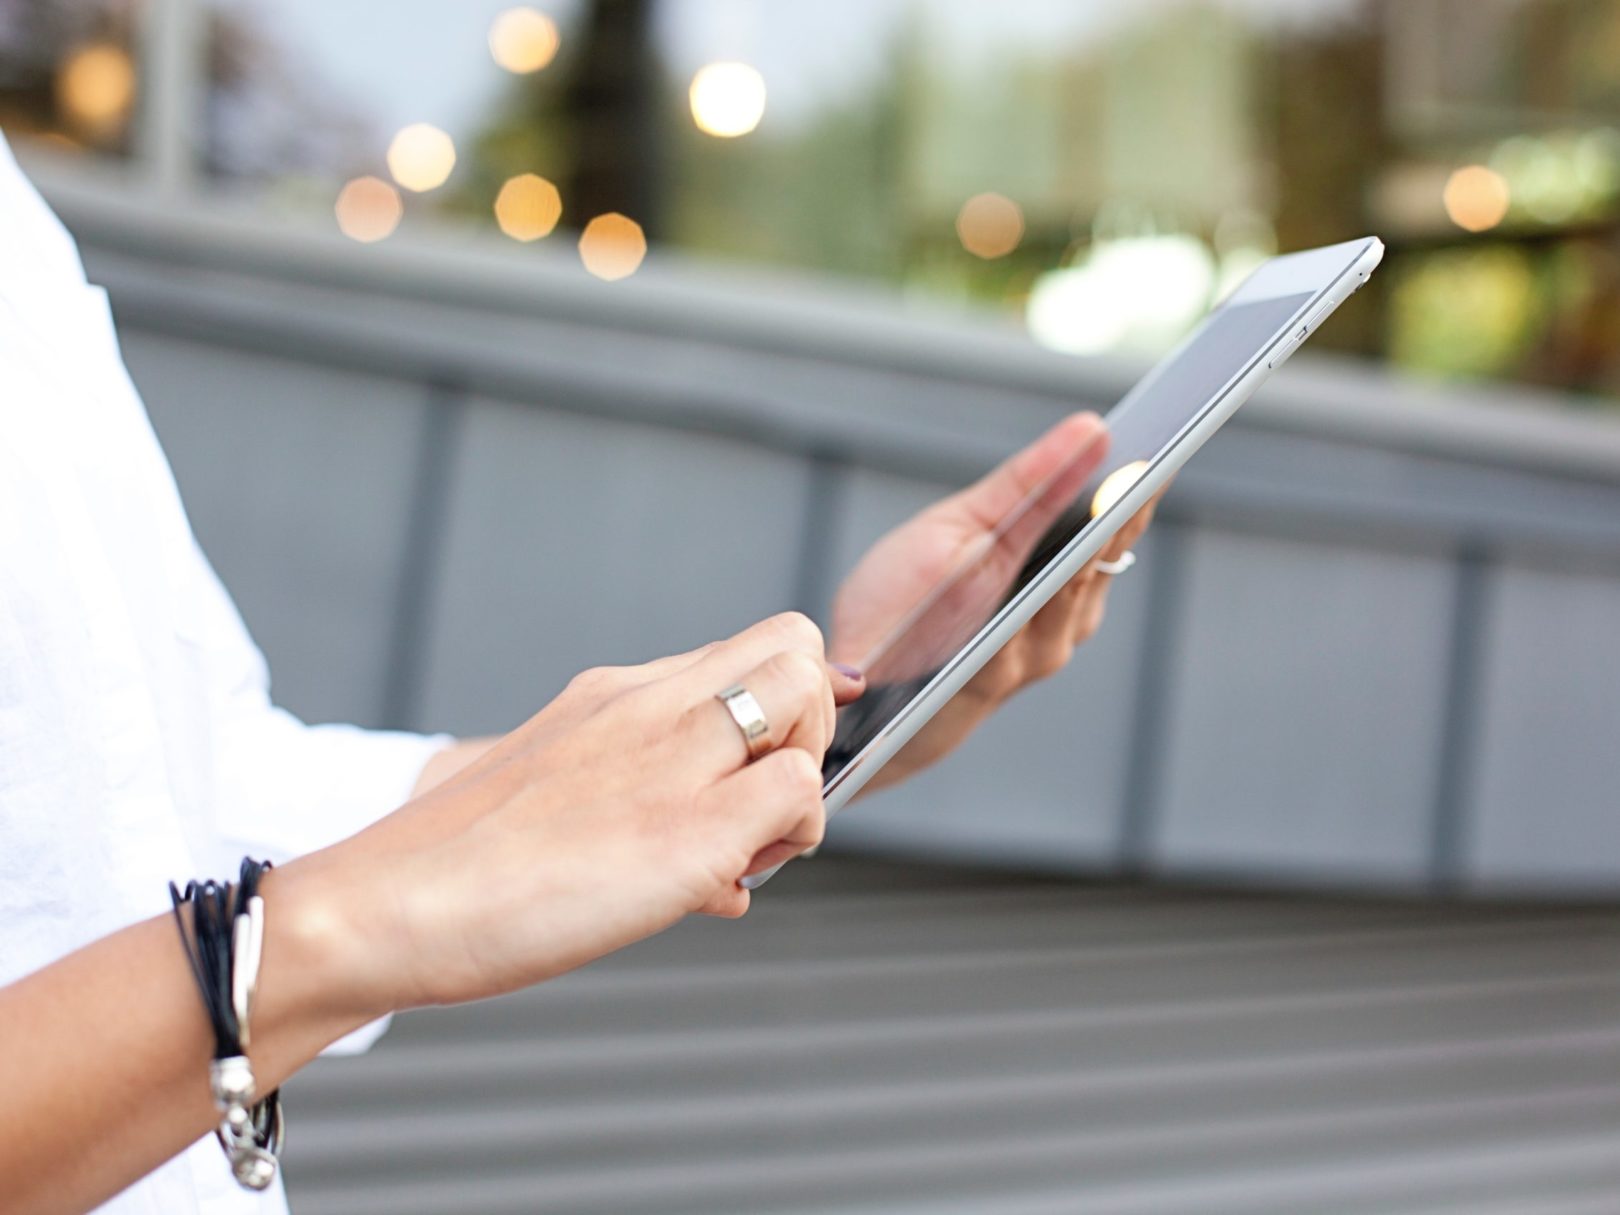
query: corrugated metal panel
282 859 1620 1214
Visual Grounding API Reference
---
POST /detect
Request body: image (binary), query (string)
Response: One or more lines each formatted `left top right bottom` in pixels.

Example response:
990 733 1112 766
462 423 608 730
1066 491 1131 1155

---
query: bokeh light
1573 128 1620 198
56 43 136 137
489 7 560 74
387 123 457 193
1490 136 1583 225
955 192 1024 259
1443 165 1511 233
689 62 767 138
334 176 404 243
579 213 647 280
495 173 562 241
1028 235 1216 356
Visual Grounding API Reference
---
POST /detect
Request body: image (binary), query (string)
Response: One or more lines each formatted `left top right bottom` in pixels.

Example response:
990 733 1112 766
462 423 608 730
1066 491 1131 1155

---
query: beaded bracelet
169 858 284 1190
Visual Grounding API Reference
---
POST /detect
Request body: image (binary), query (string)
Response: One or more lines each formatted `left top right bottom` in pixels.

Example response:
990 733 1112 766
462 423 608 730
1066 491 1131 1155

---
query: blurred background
8 1 1620 1211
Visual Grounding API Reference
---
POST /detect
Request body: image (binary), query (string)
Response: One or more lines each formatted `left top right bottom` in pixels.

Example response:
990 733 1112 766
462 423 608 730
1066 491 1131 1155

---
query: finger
1096 481 1169 565
699 747 826 880
960 417 1112 616
1018 576 1092 681
1070 579 1109 644
667 612 831 700
643 636 863 706
829 661 866 706
994 428 1114 565
682 649 836 779
909 418 1110 656
695 885 751 919
664 611 840 741
1097 509 1154 565
636 639 864 702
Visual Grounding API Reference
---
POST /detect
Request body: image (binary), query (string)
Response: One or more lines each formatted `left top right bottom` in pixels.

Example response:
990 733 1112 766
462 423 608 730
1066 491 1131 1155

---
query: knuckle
802 801 828 848
1033 643 1072 680
564 666 611 698
778 748 824 800
772 610 825 654
773 649 827 697
1078 601 1107 641
981 652 1023 699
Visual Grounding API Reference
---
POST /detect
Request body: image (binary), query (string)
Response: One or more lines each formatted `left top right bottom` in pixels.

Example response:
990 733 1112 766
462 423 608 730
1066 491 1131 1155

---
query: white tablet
743 235 1384 889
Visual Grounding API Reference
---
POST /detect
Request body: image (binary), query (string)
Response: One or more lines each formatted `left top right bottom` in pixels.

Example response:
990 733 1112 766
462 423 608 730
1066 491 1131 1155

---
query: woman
0 127 1156 1215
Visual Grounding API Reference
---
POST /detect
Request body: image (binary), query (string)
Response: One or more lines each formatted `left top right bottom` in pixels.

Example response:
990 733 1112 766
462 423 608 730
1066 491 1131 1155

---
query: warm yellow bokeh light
579 213 647 280
955 192 1025 259
387 123 456 192
489 7 560 74
689 62 767 138
334 176 404 243
1091 460 1151 518
1443 165 1511 233
494 173 562 241
56 43 136 136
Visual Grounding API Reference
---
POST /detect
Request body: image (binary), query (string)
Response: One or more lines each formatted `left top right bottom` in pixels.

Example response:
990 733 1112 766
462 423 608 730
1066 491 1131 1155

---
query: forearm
0 866 368 1215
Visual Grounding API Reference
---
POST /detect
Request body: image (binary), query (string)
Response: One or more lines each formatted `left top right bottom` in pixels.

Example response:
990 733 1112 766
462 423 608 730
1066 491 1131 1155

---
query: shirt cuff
214 718 455 863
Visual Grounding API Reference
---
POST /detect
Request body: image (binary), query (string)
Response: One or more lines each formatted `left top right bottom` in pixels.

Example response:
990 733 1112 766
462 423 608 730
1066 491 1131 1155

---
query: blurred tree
1267 9 1387 356
455 0 662 240
560 0 663 237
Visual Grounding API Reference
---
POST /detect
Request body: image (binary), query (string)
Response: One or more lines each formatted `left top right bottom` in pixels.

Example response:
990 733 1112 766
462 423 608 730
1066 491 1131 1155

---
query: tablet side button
1267 322 1309 370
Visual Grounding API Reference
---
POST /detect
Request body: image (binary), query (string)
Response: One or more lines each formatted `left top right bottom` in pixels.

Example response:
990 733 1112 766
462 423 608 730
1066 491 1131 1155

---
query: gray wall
45 176 1620 898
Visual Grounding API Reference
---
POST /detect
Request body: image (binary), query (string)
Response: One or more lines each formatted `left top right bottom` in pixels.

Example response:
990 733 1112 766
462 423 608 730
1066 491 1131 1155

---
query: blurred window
5 0 1620 403
0 0 139 157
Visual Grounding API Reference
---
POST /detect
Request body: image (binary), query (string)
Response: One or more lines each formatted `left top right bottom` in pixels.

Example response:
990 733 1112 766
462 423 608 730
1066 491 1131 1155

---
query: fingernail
832 662 864 681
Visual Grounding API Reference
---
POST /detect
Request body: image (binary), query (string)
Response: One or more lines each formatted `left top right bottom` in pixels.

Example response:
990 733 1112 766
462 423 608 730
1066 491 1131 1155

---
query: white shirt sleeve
177 540 451 1057
179 535 453 865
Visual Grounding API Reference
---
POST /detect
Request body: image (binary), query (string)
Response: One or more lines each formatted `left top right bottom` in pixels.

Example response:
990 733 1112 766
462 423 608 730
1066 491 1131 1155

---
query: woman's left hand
828 412 1164 791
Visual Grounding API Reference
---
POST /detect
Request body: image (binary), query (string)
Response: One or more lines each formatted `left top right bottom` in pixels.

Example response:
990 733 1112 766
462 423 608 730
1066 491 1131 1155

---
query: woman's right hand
273 612 855 1021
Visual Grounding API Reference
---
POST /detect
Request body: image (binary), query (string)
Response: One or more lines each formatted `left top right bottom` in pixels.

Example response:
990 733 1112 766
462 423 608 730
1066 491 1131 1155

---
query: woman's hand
277 612 861 1019
829 412 1164 790
0 614 861 1215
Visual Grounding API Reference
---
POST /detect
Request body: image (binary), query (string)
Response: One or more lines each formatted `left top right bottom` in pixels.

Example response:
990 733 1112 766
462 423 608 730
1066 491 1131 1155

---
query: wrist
253 860 388 1048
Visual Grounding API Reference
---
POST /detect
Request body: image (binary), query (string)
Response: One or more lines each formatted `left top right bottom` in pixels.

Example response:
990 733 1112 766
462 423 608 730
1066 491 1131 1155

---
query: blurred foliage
1389 247 1547 379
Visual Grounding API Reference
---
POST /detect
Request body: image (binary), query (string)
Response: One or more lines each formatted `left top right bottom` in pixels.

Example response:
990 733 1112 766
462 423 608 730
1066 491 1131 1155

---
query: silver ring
1095 550 1137 576
716 684 771 761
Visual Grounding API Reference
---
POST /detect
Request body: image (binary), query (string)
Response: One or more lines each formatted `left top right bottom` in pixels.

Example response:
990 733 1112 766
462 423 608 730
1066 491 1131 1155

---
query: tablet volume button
1267 322 1308 370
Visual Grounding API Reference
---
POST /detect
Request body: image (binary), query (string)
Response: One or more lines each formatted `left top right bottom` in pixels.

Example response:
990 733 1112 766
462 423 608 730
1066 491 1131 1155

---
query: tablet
742 235 1383 889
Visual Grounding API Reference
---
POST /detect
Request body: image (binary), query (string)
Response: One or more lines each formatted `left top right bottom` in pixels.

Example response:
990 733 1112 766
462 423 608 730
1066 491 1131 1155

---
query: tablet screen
824 289 1315 783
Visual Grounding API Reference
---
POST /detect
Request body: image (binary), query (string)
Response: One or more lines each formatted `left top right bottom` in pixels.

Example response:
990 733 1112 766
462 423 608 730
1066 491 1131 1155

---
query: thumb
949 412 1108 534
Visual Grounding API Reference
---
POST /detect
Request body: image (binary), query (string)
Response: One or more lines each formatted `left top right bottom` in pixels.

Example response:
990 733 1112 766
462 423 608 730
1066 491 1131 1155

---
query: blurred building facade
6 2 1620 1211
7 0 1620 395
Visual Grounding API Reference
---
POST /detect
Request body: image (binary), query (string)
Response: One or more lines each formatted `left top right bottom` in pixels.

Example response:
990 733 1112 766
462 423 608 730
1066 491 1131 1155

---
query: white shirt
0 131 448 1214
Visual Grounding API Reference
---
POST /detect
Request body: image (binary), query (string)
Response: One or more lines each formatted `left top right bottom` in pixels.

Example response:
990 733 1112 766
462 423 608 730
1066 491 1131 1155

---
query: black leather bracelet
169 857 284 1190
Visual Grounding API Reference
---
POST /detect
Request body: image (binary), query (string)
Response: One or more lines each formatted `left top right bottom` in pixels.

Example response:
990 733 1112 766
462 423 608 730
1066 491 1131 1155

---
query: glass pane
0 0 141 157
199 0 1620 403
